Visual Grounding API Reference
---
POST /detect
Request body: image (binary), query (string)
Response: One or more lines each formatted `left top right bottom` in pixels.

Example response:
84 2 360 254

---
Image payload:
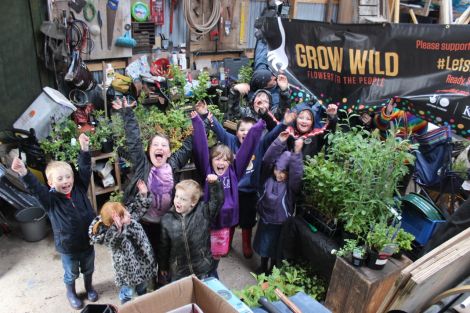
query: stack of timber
378 228 470 313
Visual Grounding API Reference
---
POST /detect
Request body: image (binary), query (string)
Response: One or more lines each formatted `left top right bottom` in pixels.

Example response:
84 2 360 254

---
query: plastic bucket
15 207 48 242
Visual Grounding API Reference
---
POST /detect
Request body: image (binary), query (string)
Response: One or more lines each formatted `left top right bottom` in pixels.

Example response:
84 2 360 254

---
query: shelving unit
88 152 121 212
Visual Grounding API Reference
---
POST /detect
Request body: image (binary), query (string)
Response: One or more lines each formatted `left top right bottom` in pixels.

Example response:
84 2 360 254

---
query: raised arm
235 118 266 179
204 174 224 220
126 180 153 220
289 139 304 194
263 136 288 166
191 112 210 177
169 135 193 171
12 157 52 212
76 134 92 189
210 113 236 146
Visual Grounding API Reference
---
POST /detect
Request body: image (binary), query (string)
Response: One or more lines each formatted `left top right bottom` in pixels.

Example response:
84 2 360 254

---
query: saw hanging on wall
151 0 164 25
106 0 119 50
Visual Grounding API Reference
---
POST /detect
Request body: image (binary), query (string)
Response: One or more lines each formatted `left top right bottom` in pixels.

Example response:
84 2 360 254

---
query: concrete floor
0 217 259 313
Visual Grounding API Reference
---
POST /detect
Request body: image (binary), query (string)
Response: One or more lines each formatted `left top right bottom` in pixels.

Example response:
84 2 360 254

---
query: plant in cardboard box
233 261 326 308
40 119 80 167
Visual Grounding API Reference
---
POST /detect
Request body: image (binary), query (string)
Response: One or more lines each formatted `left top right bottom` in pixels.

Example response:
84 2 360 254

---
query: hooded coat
257 139 303 224
89 193 157 287
287 102 337 159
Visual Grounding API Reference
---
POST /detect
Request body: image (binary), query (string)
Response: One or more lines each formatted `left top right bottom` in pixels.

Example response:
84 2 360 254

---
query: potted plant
365 222 400 270
88 110 114 154
392 228 415 258
336 239 367 267
168 64 189 110
40 119 80 167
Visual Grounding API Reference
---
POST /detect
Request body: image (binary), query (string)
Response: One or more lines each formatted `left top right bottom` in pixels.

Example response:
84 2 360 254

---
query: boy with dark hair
11 134 97 310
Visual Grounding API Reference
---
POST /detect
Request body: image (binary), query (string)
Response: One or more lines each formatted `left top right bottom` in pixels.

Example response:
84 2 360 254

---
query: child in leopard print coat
89 180 157 304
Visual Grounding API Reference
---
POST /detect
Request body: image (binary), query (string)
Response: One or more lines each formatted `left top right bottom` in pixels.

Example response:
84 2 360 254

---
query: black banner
260 17 470 138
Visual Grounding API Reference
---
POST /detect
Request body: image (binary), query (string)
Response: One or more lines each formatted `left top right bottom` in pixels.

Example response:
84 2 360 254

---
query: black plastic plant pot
101 139 114 153
352 256 365 267
367 249 389 270
351 248 365 267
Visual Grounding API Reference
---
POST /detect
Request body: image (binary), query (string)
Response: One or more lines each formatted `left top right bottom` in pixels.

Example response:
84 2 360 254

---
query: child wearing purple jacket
253 131 304 274
190 111 265 263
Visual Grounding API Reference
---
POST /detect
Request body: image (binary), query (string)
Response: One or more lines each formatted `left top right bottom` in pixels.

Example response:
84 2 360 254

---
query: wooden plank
360 0 379 5
359 6 379 16
325 256 411 313
86 60 127 72
338 0 357 23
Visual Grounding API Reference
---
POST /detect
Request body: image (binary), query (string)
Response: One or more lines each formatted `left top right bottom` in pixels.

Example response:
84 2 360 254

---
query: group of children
11 75 339 309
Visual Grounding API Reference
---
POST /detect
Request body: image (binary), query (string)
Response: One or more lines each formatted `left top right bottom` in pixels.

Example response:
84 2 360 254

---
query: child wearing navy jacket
11 134 97 310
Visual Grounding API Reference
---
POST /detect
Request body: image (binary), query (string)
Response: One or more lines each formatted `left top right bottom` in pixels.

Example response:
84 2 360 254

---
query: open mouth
154 153 164 161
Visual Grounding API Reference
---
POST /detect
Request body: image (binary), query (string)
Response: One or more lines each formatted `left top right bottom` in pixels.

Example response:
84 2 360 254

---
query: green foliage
303 119 416 237
238 61 254 84
233 261 326 308
168 64 188 109
191 71 212 103
395 228 415 251
133 105 192 151
88 110 114 151
336 239 365 258
109 190 124 203
40 119 80 167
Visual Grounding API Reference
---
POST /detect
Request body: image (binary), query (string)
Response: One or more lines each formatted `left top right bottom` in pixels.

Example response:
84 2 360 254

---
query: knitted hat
250 68 274 91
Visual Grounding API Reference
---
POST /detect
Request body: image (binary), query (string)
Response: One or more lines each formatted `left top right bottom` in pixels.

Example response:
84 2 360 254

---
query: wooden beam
394 0 400 23
409 8 418 24
87 60 127 72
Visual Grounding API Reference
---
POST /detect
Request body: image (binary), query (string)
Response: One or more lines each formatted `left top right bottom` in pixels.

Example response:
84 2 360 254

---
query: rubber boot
256 257 269 275
222 227 236 257
65 282 83 310
242 228 253 259
84 275 98 302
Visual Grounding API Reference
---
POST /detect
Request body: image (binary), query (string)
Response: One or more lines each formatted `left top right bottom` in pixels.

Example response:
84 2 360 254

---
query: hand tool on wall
97 10 103 49
115 24 137 47
170 0 178 34
106 0 119 50
69 0 87 13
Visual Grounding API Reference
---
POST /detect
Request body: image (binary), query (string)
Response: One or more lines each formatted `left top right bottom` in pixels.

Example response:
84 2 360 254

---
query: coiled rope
183 0 221 34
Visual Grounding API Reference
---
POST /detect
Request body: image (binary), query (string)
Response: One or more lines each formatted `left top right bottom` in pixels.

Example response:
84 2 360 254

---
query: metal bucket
15 207 48 242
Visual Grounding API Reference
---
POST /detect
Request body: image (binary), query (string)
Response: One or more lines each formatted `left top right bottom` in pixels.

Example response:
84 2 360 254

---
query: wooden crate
132 22 156 54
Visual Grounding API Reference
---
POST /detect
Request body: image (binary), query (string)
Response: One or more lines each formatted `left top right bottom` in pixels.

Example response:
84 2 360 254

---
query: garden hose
83 1 96 22
183 0 221 34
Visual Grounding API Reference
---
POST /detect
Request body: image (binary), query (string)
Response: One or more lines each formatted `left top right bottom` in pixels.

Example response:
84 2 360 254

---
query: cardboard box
203 278 253 313
167 303 203 313
120 276 239 313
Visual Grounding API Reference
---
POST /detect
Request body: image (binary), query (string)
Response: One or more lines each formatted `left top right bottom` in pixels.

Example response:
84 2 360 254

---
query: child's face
236 122 254 144
211 154 230 176
174 189 196 215
149 136 171 168
253 93 270 114
274 169 288 182
48 168 74 194
296 110 313 134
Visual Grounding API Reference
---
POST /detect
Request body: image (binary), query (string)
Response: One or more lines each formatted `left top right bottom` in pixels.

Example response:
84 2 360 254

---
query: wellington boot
84 275 98 302
65 282 83 310
242 228 253 259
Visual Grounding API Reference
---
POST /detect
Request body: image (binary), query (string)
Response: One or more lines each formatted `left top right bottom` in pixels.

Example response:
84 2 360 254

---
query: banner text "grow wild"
295 44 399 76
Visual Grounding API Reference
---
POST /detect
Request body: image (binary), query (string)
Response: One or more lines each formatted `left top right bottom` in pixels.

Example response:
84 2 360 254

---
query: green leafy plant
133 105 192 151
88 110 114 151
238 61 254 84
168 64 188 109
109 190 124 203
233 261 326 308
40 119 80 167
336 239 365 258
303 115 416 237
394 228 415 251
191 70 212 103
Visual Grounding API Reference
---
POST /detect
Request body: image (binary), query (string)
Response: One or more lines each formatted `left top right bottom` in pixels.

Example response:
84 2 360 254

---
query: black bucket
15 207 48 242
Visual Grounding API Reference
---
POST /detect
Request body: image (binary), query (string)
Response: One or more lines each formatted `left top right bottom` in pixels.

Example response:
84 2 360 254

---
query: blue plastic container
401 206 445 246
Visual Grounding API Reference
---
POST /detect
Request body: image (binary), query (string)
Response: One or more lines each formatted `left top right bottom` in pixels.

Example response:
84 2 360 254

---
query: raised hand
206 174 218 184
111 211 123 232
78 133 90 151
136 179 148 195
207 112 214 123
278 130 291 142
326 104 338 117
112 97 123 110
190 111 198 119
233 83 250 96
195 100 208 115
277 74 289 91
11 157 27 177
283 109 297 125
294 138 304 153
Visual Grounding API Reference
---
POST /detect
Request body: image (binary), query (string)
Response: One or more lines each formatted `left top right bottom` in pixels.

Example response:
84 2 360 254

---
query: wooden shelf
88 152 122 212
